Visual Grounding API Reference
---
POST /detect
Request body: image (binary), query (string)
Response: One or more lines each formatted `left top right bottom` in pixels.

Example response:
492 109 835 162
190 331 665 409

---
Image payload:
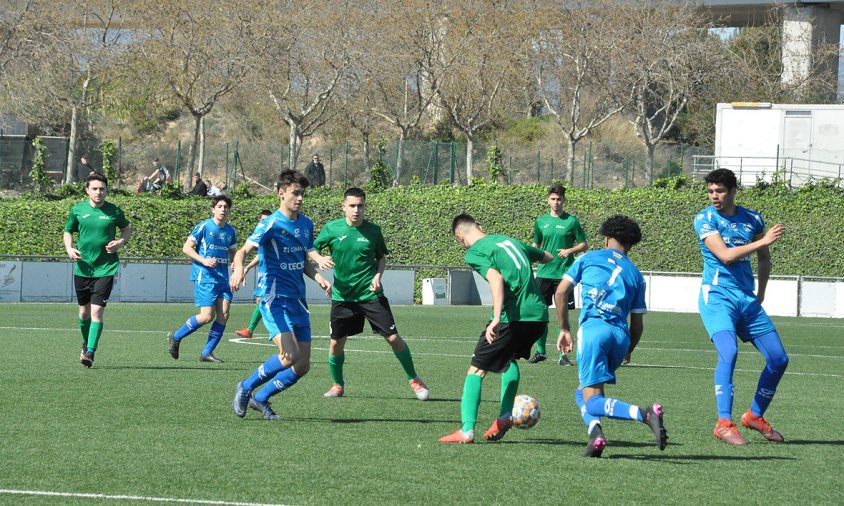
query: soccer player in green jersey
440 213 553 443
313 188 429 400
527 184 588 366
63 172 131 368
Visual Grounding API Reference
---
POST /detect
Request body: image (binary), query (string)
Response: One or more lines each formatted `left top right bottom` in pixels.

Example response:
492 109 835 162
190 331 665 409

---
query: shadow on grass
608 454 796 462
284 416 454 424
783 439 844 446
94 365 233 371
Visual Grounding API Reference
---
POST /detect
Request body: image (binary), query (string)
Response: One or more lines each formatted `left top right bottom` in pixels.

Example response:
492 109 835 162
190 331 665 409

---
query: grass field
1 303 842 505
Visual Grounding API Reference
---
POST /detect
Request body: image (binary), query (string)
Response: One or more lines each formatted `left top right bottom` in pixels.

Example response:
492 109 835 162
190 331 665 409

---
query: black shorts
538 277 575 309
330 297 398 339
470 321 547 373
74 275 115 307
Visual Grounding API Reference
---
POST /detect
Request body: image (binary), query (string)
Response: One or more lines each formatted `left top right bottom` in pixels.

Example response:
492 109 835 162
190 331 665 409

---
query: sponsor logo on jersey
338 235 348 242
356 237 369 242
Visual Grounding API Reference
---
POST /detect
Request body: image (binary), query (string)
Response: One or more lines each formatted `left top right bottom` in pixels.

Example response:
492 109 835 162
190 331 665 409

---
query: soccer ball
511 394 540 429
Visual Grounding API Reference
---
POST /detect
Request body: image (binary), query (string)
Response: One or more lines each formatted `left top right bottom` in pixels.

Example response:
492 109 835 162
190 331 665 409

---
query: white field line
0 488 289 506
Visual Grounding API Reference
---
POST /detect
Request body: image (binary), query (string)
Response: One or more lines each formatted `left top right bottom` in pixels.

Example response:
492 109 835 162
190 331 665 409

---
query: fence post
449 142 455 185
550 158 554 182
535 151 541 183
344 141 349 187
588 141 593 188
432 141 439 184
624 156 629 187
225 143 229 185
233 141 239 188
175 140 181 180
118 137 123 188
508 155 512 185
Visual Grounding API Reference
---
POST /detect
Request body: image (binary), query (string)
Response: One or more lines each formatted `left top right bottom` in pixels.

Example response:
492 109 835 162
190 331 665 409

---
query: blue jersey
564 248 647 330
246 210 314 299
188 218 237 283
694 205 765 292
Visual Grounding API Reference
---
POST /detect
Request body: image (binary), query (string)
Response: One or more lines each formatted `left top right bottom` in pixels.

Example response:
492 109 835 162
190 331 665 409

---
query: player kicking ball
313 187 429 400
555 215 667 457
440 214 553 443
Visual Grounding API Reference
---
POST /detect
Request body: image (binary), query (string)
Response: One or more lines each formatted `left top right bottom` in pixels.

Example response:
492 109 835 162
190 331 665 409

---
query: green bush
0 183 841 277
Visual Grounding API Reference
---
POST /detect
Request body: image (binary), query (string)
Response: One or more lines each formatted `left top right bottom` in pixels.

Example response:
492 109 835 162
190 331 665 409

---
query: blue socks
750 330 789 416
202 321 225 357
575 388 602 434
243 355 286 391
712 330 738 419
584 394 642 422
173 316 201 341
253 368 300 402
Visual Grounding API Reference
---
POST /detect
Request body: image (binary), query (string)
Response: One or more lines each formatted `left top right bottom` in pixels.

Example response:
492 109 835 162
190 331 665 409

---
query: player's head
547 184 566 212
276 169 308 214
705 168 737 190
704 168 738 212
276 169 310 192
599 214 641 252
452 213 483 248
210 195 232 222
258 209 272 221
85 172 108 204
343 187 366 225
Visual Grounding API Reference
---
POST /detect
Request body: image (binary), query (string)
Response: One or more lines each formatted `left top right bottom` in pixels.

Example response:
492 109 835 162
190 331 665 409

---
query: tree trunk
186 113 202 187
645 143 656 185
288 123 301 171
362 132 370 173
465 136 474 185
396 132 406 184
197 115 205 183
565 137 577 185
65 105 79 184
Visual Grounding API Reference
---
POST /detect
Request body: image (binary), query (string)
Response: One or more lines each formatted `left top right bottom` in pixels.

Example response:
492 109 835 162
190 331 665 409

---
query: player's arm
755 243 772 304
554 278 574 354
105 225 131 254
485 268 505 344
182 237 216 268
628 312 644 355
370 255 386 292
702 224 784 265
229 242 256 291
63 231 81 261
304 254 332 296
308 249 334 270
243 254 259 274
560 240 588 258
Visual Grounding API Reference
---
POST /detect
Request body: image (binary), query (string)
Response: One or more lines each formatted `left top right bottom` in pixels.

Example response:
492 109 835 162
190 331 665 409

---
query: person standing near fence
694 168 788 446
63 172 132 368
527 184 588 366
304 154 325 187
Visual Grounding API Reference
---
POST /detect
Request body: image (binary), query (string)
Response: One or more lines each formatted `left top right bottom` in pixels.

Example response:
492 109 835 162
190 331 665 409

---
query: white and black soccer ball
511 394 540 429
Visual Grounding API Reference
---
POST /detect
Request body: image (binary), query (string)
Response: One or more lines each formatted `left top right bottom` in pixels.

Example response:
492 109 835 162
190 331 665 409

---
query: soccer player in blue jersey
167 195 237 363
229 170 332 421
695 168 787 445
233 209 273 339
555 215 667 457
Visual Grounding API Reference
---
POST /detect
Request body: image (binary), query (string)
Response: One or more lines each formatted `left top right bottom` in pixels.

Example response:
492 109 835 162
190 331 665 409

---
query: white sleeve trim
630 308 648 314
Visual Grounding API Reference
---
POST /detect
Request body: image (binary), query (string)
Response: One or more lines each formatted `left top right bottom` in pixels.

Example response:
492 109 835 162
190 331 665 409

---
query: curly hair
599 214 642 249
704 168 737 189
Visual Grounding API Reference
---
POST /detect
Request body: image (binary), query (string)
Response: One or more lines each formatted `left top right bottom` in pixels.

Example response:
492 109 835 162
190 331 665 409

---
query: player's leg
200 292 230 362
365 297 429 399
440 366 485 443
80 276 114 367
740 303 788 441
74 276 94 366
324 301 361 397
235 296 263 338
324 336 348 397
528 279 556 363
169 282 215 359
558 289 576 365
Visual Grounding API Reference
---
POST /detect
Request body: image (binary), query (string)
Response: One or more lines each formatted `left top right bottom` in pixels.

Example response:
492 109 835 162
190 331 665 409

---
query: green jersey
464 234 548 323
64 200 130 278
532 212 587 280
314 218 389 302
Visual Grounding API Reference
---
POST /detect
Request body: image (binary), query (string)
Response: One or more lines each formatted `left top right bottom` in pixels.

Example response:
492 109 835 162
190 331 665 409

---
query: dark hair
211 195 232 208
451 213 478 233
81 153 89 159
258 209 272 219
599 214 642 249
344 187 366 200
85 172 107 188
276 169 310 191
548 184 566 197
704 168 738 190
153 157 160 163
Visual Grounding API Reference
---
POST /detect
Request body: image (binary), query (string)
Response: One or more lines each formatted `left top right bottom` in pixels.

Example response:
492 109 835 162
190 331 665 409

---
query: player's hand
318 278 332 297
104 239 124 253
315 254 334 270
763 224 784 245
369 276 382 293
756 291 765 304
66 247 82 261
229 269 244 292
485 317 501 344
203 257 218 268
557 329 573 354
557 248 570 259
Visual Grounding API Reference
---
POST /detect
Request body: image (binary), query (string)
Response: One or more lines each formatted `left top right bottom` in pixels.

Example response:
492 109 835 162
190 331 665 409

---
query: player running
230 170 331 421
556 215 667 457
233 209 273 339
167 195 237 363
695 168 788 445
440 214 553 443
314 187 429 400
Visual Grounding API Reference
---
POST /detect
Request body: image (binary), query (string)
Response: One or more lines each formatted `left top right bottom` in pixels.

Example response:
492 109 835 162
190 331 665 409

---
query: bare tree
138 0 271 185
533 0 628 183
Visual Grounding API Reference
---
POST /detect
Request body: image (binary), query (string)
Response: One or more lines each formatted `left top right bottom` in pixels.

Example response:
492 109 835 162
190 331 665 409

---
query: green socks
393 344 418 380
328 353 345 386
460 374 483 433
247 305 263 333
499 361 520 417
535 326 548 355
78 317 91 347
87 321 103 352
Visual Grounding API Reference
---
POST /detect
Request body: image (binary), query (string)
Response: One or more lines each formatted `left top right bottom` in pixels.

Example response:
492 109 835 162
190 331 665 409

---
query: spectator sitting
145 157 171 190
188 175 208 197
207 181 223 197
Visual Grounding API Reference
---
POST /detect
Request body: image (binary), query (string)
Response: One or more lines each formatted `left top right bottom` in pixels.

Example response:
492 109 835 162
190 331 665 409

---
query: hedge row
0 182 841 277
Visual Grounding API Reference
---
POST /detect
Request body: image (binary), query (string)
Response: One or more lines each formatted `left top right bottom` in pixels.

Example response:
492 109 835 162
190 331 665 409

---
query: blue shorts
698 285 775 342
194 281 233 307
253 273 266 298
576 319 629 388
260 295 312 342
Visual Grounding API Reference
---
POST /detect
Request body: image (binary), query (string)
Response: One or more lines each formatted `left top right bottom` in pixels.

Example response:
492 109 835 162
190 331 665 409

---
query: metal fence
1 135 707 192
692 154 844 187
